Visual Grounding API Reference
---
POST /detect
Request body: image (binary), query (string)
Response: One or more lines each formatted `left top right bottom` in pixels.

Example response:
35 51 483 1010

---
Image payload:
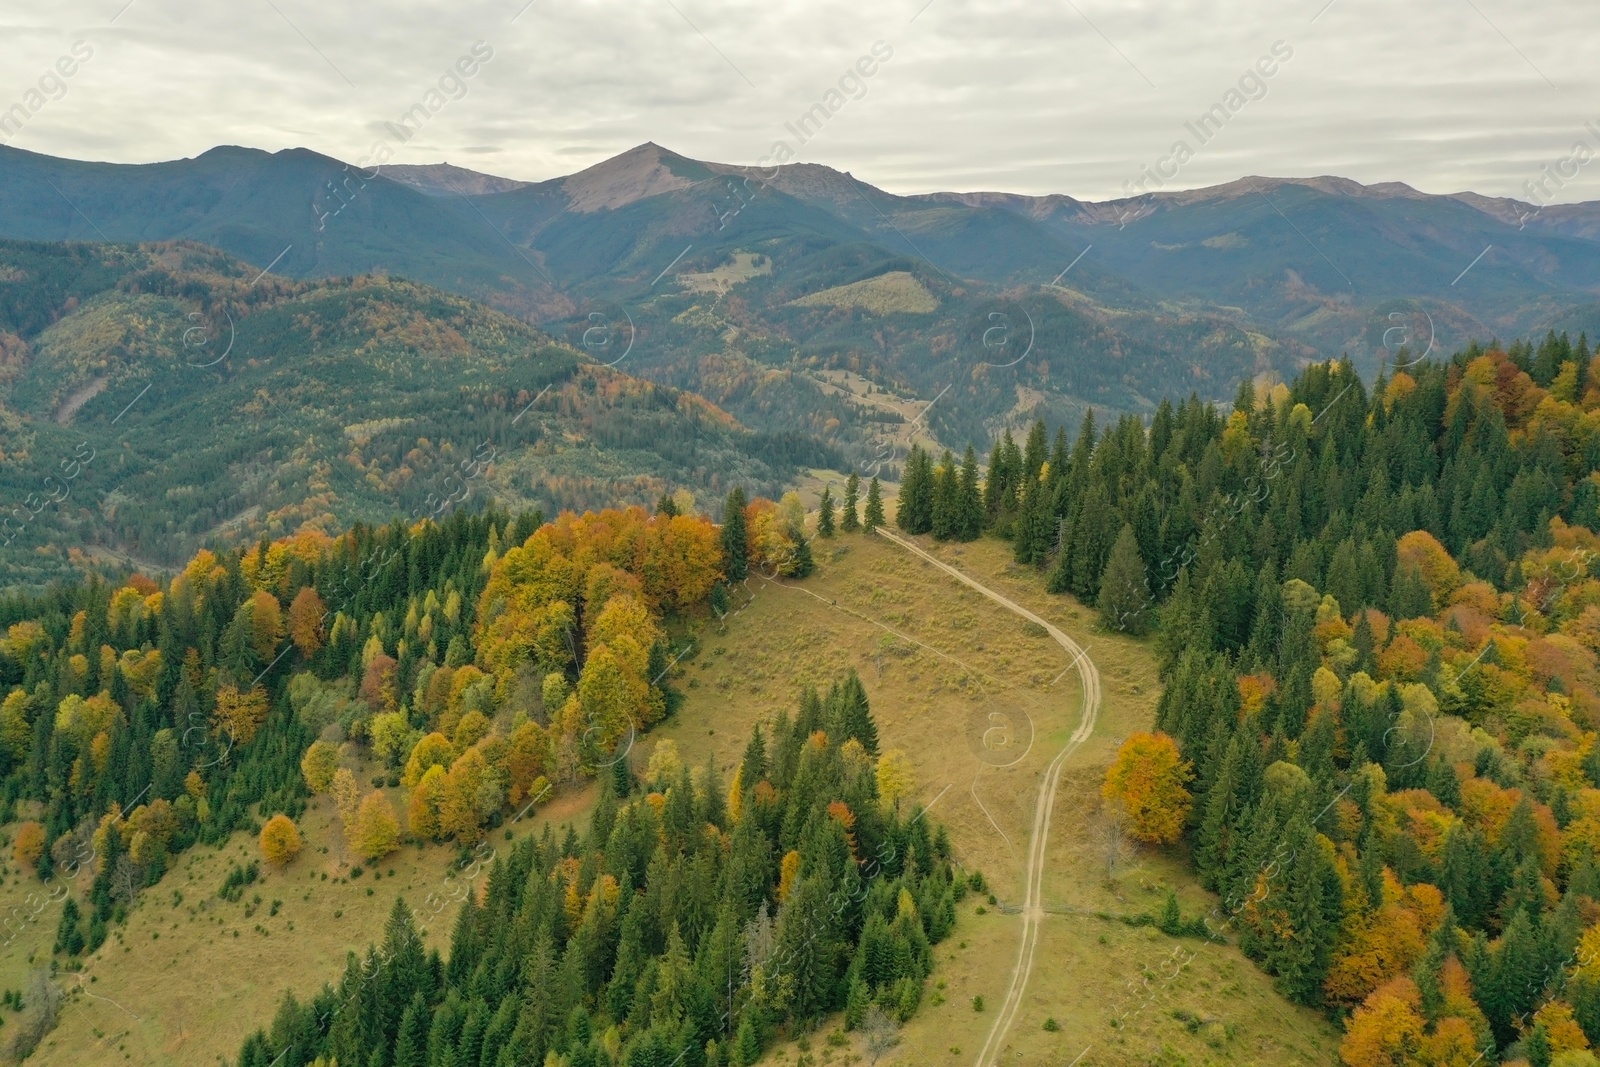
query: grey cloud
1 0 1594 204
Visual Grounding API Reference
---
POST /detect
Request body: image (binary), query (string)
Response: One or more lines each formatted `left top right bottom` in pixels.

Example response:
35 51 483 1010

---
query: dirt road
873 528 1102 1067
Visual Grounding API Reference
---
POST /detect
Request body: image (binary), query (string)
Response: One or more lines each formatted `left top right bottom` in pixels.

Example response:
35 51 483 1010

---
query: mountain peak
560 143 716 212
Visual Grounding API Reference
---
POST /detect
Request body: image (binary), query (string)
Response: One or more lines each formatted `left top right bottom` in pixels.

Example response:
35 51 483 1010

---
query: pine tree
864 478 885 532
818 487 836 537
722 488 749 581
841 473 861 533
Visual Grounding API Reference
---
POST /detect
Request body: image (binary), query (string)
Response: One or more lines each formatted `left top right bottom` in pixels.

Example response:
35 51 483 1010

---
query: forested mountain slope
0 240 834 587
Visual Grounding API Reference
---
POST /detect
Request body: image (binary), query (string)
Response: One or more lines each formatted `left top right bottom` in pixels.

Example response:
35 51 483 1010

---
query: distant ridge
381 162 531 197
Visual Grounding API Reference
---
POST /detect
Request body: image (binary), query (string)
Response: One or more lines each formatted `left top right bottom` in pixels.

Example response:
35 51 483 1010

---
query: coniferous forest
232 683 959 1067
900 332 1600 1065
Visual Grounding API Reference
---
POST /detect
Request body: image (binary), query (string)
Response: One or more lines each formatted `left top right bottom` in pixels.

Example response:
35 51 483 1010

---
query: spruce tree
836 670 878 756
1096 524 1150 634
1022 419 1048 482
982 434 1006 525
740 725 768 785
896 447 934 534
818 486 836 537
957 445 983 541
864 478 885 532
722 488 749 581
895 447 923 533
930 451 958 540
841 473 861 533
788 529 816 577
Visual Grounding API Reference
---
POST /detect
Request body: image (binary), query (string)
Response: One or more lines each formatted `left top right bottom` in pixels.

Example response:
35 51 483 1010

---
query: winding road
873 528 1102 1067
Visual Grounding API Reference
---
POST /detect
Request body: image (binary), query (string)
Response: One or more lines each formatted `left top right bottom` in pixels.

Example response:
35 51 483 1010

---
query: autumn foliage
475 505 719 759
353 790 400 861
214 684 270 745
1102 731 1193 844
12 821 44 867
300 740 340 793
287 586 326 657
259 814 303 868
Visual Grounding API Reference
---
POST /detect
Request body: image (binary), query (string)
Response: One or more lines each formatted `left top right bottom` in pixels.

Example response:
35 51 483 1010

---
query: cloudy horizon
1 0 1594 205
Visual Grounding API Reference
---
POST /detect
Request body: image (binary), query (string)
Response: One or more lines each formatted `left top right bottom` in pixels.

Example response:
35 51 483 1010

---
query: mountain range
5 141 1600 448
2 140 1600 586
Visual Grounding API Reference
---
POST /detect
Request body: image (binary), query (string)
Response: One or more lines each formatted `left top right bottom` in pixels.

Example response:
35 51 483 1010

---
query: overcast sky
2 0 1595 204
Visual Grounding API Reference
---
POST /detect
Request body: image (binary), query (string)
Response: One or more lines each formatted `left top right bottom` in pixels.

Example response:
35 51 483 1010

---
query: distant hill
0 240 835 586
2 141 1599 452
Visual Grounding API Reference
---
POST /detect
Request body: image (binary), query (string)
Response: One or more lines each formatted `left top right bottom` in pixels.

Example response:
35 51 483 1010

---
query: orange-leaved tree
12 821 44 867
1395 530 1461 612
259 814 302 868
1101 731 1193 844
1340 977 1424 1067
288 586 326 657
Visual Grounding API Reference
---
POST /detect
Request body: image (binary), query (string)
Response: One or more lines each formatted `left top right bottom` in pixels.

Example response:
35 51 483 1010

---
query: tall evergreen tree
930 450 959 540
957 445 983 541
841 473 861 533
1097 524 1151 634
722 488 749 581
864 478 885 532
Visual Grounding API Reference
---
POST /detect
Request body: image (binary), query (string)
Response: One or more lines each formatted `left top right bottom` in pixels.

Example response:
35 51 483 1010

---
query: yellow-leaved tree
300 740 340 793
1339 977 1424 1067
214 684 270 745
259 814 302 868
353 790 399 861
1101 731 1193 844
875 750 916 811
439 748 492 843
403 733 454 788
330 768 361 827
778 850 802 903
408 764 446 840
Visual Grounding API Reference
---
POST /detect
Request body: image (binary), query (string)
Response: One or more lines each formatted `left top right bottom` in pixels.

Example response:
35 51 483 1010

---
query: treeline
990 332 1600 1065
232 679 961 1067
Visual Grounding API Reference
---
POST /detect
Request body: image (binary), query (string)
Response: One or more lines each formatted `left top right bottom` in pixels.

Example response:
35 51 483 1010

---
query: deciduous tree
354 789 400 861
259 814 302 868
287 586 326 657
214 684 270 745
300 740 340 793
1102 731 1192 844
13 822 44 868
